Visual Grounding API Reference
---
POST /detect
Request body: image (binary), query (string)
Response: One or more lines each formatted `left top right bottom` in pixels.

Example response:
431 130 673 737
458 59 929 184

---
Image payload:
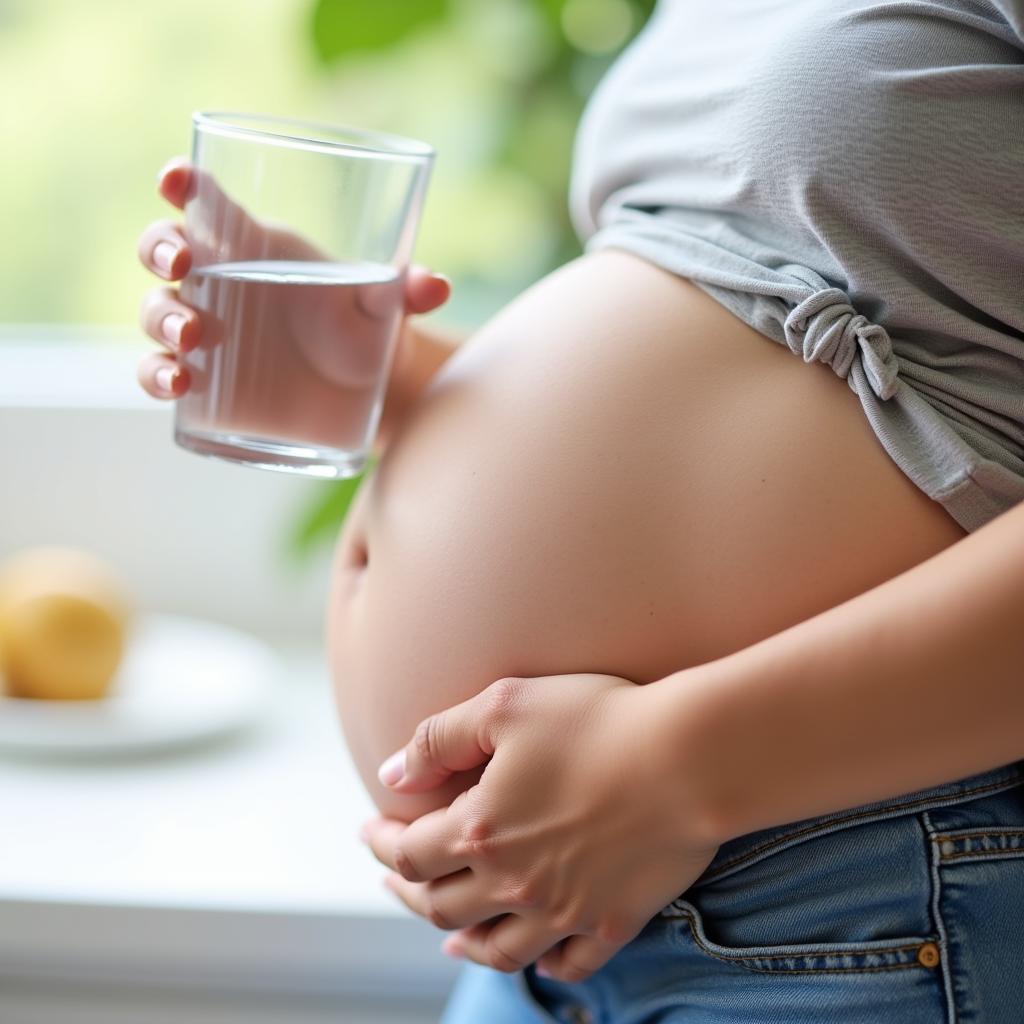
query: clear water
176 260 404 475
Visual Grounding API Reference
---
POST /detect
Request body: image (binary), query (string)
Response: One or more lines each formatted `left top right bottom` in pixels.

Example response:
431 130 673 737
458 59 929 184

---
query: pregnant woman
137 1 1024 1020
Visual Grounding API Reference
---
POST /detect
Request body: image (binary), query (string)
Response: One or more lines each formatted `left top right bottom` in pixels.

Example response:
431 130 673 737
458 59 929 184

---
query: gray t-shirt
570 0 1024 531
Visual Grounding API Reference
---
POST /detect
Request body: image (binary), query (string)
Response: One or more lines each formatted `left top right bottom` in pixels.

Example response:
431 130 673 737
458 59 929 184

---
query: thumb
403 266 451 315
377 691 496 794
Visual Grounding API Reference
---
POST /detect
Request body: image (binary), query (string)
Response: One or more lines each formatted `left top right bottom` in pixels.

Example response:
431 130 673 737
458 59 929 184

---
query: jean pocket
662 807 941 975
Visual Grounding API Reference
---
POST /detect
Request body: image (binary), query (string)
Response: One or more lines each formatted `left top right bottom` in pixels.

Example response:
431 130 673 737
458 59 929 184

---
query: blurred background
1 0 654 555
1 0 654 325
0 3 654 1021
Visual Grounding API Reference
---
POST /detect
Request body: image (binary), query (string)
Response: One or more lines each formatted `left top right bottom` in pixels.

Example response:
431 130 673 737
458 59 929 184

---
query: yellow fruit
0 547 131 701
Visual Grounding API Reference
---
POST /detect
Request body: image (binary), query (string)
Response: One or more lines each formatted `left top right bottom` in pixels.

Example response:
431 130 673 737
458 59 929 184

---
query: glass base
175 428 368 479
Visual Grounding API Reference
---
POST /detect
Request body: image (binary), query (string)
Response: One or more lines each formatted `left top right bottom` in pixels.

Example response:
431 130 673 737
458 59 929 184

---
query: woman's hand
360 673 721 983
135 158 451 444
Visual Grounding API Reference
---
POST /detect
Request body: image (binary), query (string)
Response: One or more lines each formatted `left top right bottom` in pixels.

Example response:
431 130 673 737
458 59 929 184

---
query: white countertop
0 337 460 1008
0 645 459 1001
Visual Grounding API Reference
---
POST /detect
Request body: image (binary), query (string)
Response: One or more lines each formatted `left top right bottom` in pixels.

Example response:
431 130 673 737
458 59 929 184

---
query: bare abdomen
327 250 964 821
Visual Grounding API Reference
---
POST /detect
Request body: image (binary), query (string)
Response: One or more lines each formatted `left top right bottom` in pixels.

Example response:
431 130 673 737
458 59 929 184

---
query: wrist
375 323 432 455
643 668 739 851
385 320 458 409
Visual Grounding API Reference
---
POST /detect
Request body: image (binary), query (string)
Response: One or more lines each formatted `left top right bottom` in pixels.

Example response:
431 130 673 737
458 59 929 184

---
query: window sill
0 644 458 1007
0 333 456 1013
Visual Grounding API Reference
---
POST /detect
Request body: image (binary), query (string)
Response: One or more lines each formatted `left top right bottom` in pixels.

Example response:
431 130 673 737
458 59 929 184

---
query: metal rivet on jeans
917 942 941 968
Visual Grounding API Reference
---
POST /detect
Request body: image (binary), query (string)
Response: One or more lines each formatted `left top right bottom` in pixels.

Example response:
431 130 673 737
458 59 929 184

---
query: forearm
660 499 1024 847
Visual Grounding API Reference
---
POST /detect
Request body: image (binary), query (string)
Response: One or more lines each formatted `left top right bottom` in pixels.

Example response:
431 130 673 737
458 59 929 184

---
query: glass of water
174 112 434 477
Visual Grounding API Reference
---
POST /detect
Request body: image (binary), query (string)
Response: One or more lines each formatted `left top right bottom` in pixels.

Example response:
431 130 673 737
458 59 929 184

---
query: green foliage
293 0 657 561
307 0 657 278
310 0 450 62
288 459 375 558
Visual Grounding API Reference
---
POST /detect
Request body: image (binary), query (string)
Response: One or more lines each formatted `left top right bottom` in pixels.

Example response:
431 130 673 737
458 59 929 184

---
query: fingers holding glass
153 159 266 268
157 157 194 210
139 286 201 353
136 351 190 400
403 265 451 315
137 220 191 281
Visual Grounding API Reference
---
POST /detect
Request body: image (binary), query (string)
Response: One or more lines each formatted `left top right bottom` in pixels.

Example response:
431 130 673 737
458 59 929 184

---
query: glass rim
192 111 435 163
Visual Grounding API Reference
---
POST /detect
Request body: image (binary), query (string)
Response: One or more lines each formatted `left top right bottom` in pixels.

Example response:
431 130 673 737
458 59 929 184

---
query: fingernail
162 312 187 347
155 366 179 394
152 241 178 274
377 750 406 787
158 158 185 182
535 964 553 979
442 937 465 959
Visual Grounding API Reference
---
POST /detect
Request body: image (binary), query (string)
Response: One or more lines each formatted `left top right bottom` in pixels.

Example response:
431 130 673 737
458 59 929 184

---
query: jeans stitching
933 828 1024 841
922 810 958 1024
703 772 1024 880
933 826 1024 862
940 847 1024 862
671 908 933 974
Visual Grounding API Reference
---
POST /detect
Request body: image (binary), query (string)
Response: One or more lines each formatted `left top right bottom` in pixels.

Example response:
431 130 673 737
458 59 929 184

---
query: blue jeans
441 759 1024 1023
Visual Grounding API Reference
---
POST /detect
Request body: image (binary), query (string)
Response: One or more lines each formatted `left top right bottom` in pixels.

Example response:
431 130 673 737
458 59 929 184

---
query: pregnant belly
328 250 965 822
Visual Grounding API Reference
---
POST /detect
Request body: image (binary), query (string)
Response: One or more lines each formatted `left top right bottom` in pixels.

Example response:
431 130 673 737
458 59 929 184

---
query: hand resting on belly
328 249 965 822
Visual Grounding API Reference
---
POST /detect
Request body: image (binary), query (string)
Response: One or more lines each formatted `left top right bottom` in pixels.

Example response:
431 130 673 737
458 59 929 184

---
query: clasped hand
360 672 720 983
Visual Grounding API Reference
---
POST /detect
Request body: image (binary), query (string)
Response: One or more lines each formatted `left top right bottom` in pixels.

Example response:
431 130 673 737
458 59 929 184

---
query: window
0 0 650 330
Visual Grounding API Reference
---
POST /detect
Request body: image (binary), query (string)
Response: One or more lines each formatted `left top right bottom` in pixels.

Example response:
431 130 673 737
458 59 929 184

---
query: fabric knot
783 287 899 400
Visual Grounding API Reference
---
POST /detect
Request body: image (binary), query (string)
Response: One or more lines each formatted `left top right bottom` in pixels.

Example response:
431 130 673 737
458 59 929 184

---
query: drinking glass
174 112 434 477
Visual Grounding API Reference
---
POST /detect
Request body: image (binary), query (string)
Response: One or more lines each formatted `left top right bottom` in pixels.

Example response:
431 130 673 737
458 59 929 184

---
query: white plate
0 614 279 756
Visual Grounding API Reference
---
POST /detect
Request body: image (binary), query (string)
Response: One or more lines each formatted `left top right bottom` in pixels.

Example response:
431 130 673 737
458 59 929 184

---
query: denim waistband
684 758 1024 890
